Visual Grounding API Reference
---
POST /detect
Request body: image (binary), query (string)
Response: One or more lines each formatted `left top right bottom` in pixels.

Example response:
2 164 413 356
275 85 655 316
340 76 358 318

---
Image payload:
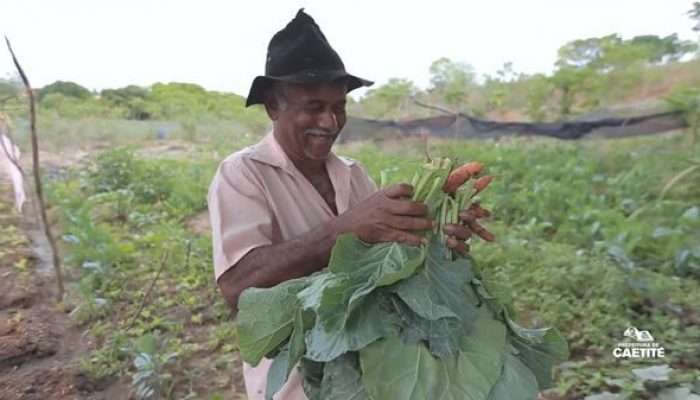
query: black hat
245 9 373 107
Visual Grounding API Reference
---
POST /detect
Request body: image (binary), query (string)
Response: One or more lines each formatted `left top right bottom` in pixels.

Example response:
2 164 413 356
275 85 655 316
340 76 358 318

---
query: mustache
305 128 339 137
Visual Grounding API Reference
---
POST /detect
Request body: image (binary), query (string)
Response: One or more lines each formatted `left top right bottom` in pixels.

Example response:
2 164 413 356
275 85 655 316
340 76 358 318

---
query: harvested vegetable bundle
237 158 568 400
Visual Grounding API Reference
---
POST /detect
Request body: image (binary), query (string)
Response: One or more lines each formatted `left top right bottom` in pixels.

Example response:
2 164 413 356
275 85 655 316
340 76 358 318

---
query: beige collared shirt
207 132 377 400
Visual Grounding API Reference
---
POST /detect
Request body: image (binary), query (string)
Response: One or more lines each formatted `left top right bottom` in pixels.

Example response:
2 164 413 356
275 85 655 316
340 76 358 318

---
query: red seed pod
443 162 484 194
466 220 497 242
467 203 492 219
473 174 494 194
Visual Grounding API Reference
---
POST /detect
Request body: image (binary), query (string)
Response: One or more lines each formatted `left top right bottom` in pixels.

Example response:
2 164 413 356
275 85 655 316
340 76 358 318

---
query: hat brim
245 70 373 107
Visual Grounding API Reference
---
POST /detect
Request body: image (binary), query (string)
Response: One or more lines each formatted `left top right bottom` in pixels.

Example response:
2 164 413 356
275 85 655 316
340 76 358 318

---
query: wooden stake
128 250 169 331
5 37 64 299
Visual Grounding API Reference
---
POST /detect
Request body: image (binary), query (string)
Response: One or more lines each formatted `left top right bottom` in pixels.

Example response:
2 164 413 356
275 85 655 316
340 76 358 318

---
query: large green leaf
511 327 569 390
487 349 539 400
237 278 309 365
319 353 370 400
329 234 425 283
287 307 314 377
267 308 317 399
360 307 507 400
457 308 509 390
419 240 475 312
297 271 338 310
506 315 551 343
297 236 423 363
393 240 476 321
391 240 478 357
315 235 425 332
266 347 290 400
391 295 468 358
312 273 370 332
393 271 456 321
305 291 398 362
300 358 324 400
471 278 507 316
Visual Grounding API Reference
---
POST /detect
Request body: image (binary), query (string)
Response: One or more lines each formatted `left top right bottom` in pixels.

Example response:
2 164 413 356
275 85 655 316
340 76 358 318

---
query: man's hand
337 183 434 246
445 206 496 254
443 207 482 254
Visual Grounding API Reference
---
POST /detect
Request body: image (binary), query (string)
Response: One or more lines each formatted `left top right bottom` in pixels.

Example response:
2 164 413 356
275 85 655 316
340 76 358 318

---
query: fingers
458 210 478 223
446 237 469 254
379 184 428 216
444 222 471 255
360 183 494 247
387 198 429 216
373 227 424 246
465 219 496 242
394 230 426 246
451 205 495 246
467 203 492 219
385 215 434 231
443 223 471 241
383 183 414 199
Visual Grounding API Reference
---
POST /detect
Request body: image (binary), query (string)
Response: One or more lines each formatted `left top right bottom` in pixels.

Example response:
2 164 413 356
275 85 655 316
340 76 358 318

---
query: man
208 9 473 400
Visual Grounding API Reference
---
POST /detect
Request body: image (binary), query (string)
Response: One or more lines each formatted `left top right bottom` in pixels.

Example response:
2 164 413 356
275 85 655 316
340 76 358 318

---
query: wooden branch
5 37 64 299
128 250 169 331
414 100 457 116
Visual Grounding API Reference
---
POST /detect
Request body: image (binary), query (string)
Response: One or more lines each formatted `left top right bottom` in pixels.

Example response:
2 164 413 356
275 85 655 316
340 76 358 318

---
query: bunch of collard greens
237 158 569 400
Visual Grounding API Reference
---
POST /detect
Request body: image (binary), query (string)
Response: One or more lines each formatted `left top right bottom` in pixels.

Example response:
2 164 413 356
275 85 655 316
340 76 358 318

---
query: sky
0 0 697 98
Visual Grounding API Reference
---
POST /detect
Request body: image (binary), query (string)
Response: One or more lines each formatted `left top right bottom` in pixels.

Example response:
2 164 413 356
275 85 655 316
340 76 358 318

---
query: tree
553 40 603 119
690 2 700 32
207 91 268 131
627 34 697 63
482 62 519 112
360 78 417 119
549 66 597 119
101 85 154 120
523 74 555 122
38 93 110 119
38 81 92 102
428 57 475 108
557 34 696 72
150 82 210 119
551 33 697 118
556 35 621 69
0 78 21 107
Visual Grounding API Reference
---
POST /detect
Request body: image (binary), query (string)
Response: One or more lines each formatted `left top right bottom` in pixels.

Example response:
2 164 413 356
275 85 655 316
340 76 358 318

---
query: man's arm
217 218 339 314
217 183 433 314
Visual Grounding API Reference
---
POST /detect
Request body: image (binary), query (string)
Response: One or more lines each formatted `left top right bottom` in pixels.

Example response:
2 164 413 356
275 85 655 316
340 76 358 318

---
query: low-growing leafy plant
42 132 700 398
131 333 179 399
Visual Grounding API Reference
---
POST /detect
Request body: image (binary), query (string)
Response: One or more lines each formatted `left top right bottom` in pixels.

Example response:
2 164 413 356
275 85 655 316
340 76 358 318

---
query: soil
0 182 131 400
0 165 248 400
185 211 211 237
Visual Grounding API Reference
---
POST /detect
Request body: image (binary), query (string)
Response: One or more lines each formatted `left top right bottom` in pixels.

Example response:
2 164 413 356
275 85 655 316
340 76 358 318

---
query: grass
37 128 700 399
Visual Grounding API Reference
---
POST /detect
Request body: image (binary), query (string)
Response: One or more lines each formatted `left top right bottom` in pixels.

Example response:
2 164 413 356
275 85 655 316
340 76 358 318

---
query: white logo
613 326 665 359
623 326 654 342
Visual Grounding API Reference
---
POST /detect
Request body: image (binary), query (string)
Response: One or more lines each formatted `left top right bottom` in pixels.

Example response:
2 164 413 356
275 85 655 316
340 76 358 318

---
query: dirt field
0 177 247 399
0 181 132 399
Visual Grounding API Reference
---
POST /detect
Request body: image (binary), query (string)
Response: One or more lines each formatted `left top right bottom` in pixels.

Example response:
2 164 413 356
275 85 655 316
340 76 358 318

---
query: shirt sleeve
208 157 273 281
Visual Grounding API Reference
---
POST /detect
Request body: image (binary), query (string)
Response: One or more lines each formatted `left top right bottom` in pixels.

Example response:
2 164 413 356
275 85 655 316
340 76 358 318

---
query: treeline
358 3 700 123
0 80 269 132
1 11 699 126
354 32 700 121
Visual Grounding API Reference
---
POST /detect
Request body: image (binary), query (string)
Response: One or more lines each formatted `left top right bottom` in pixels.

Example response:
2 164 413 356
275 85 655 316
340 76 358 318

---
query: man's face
268 82 348 164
